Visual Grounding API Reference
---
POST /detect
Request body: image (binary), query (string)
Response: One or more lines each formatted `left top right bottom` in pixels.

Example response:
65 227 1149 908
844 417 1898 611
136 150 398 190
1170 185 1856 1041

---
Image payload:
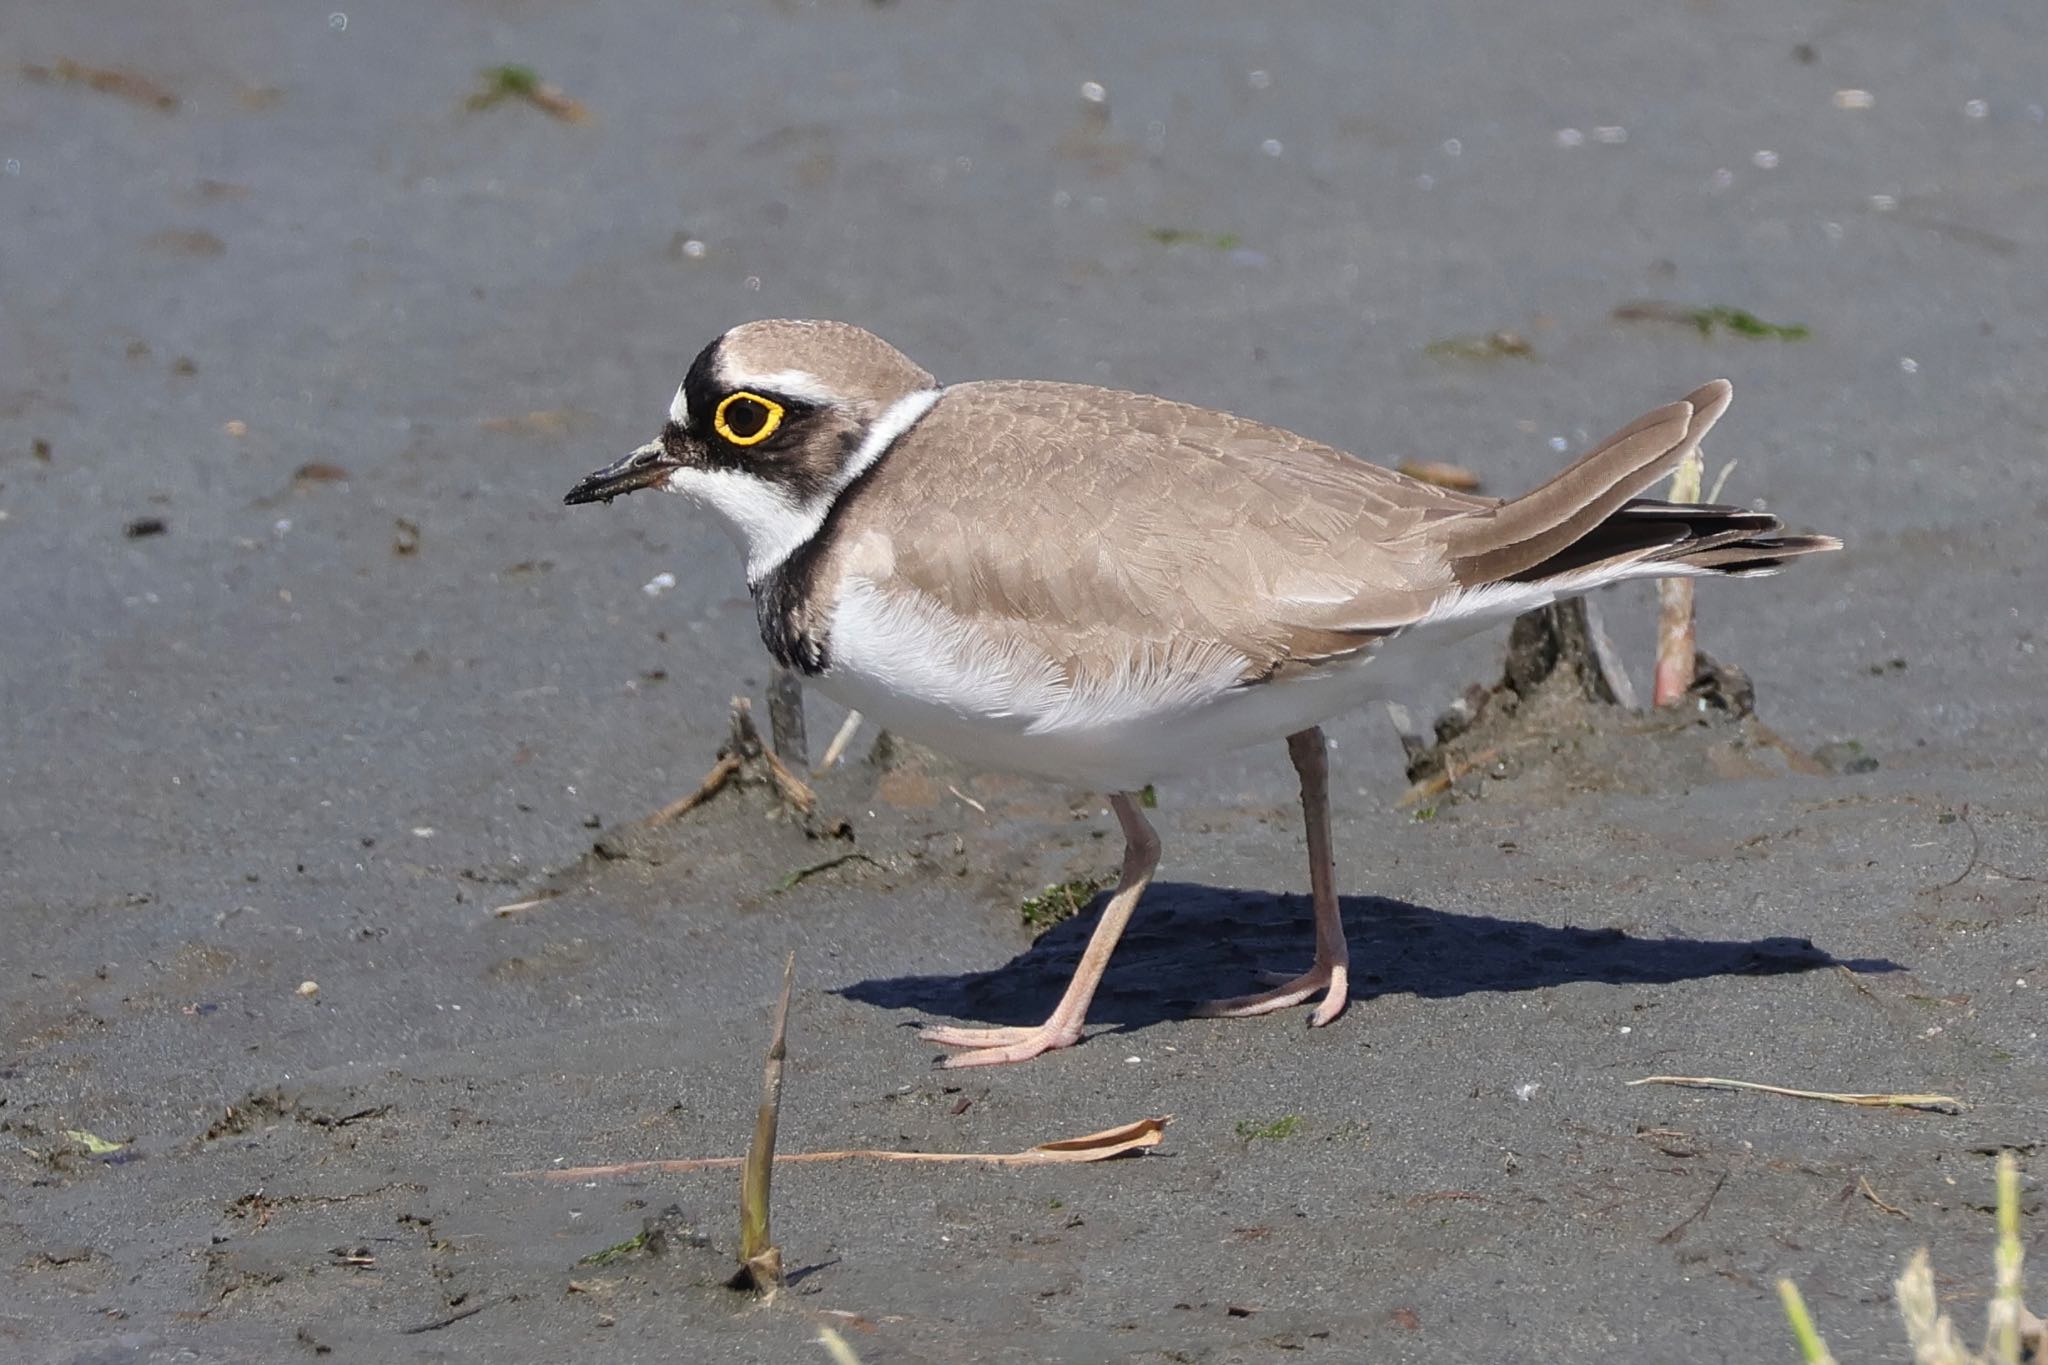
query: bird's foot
920 1020 1084 1068
1197 960 1349 1027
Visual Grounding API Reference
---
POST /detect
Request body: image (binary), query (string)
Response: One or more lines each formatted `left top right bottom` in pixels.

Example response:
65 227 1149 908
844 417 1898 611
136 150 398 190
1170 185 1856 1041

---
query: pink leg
1198 726 1351 1026
922 792 1160 1067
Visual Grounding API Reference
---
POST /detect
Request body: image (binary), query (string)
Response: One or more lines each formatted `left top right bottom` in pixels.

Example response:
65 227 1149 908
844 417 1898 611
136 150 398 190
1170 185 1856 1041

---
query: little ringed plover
566 319 1840 1067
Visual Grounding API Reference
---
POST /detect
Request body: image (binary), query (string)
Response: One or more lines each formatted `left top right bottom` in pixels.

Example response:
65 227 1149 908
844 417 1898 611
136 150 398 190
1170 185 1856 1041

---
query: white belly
813 576 1394 791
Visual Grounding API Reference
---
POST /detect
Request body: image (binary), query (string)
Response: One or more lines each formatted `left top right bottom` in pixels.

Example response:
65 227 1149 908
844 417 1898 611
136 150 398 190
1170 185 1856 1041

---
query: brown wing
823 380 1482 687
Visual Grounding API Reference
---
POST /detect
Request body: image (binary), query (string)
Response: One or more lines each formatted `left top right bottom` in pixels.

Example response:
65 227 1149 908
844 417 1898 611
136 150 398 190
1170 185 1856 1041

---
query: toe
1198 964 1340 1020
934 1027 1080 1068
919 1023 1042 1049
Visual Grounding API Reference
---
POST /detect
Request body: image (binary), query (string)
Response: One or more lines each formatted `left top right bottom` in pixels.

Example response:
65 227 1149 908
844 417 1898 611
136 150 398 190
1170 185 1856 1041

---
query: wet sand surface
4 2 2045 1360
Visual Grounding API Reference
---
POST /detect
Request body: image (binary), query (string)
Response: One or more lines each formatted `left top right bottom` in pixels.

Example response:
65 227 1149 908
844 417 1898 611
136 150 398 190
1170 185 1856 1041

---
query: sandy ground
4 1 2046 1361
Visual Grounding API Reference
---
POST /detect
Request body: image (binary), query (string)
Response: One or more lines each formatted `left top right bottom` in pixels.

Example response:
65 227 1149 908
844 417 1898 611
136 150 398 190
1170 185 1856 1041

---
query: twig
1835 965 1882 1004
400 1297 497 1334
775 852 879 892
732 953 795 1294
491 894 556 917
512 1117 1171 1180
646 754 742 826
643 698 818 825
1858 1175 1909 1218
1397 736 1553 806
1628 1075 1963 1114
767 669 808 767
1934 804 1981 891
947 784 987 814
815 710 864 772
762 747 818 815
1657 1169 1729 1244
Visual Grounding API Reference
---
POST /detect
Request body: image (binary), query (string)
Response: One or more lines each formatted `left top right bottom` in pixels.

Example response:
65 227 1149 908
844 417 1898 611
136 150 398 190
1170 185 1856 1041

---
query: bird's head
564 319 938 581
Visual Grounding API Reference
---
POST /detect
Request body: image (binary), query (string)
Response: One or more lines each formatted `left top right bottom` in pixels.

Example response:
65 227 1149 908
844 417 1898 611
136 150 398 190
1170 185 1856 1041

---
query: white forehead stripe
722 367 840 407
669 386 689 425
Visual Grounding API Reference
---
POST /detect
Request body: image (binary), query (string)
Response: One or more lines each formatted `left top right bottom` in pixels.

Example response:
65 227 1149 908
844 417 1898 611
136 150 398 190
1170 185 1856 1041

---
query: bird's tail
1439 380 1839 591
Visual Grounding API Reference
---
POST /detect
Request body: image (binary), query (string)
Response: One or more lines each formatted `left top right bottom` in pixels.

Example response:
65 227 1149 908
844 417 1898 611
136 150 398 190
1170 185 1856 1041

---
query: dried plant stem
513 1116 1169 1180
734 953 795 1294
1988 1151 2024 1364
1653 446 1704 706
815 710 864 772
1896 1247 1968 1363
1790 1149 2032 1365
1628 1074 1963 1113
1778 1280 1840 1365
815 1326 867 1365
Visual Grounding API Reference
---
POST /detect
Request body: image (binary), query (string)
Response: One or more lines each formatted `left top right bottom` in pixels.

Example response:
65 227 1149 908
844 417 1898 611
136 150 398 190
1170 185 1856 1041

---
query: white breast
813 576 1388 790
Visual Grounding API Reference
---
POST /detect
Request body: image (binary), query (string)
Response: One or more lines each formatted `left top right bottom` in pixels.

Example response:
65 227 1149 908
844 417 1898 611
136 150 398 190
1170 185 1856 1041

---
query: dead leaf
514 1116 1170 1180
466 66 591 124
145 229 226 258
25 59 177 111
61 1129 125 1155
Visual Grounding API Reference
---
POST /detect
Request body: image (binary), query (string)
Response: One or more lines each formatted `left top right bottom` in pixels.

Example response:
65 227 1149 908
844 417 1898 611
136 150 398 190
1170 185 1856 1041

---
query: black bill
563 442 677 506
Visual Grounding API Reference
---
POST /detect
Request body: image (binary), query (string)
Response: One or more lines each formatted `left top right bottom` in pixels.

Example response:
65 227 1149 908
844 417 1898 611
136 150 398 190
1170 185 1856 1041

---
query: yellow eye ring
713 391 784 446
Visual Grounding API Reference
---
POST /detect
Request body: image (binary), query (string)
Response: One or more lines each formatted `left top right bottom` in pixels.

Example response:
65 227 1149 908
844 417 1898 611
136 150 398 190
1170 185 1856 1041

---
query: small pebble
1964 98 1988 120
1079 81 1105 104
1833 89 1875 110
1752 149 1779 169
1554 128 1584 148
296 980 319 997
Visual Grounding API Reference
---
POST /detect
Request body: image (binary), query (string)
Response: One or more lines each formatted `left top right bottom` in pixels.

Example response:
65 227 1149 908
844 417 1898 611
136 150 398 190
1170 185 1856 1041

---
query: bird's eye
713 391 784 446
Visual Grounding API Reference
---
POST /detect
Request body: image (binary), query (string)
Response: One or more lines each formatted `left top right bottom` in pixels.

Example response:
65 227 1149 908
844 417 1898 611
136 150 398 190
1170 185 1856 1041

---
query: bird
564 319 1840 1067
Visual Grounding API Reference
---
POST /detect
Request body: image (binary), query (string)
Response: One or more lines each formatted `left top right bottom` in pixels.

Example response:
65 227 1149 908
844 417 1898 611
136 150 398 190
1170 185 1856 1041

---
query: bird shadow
837 881 1901 1033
